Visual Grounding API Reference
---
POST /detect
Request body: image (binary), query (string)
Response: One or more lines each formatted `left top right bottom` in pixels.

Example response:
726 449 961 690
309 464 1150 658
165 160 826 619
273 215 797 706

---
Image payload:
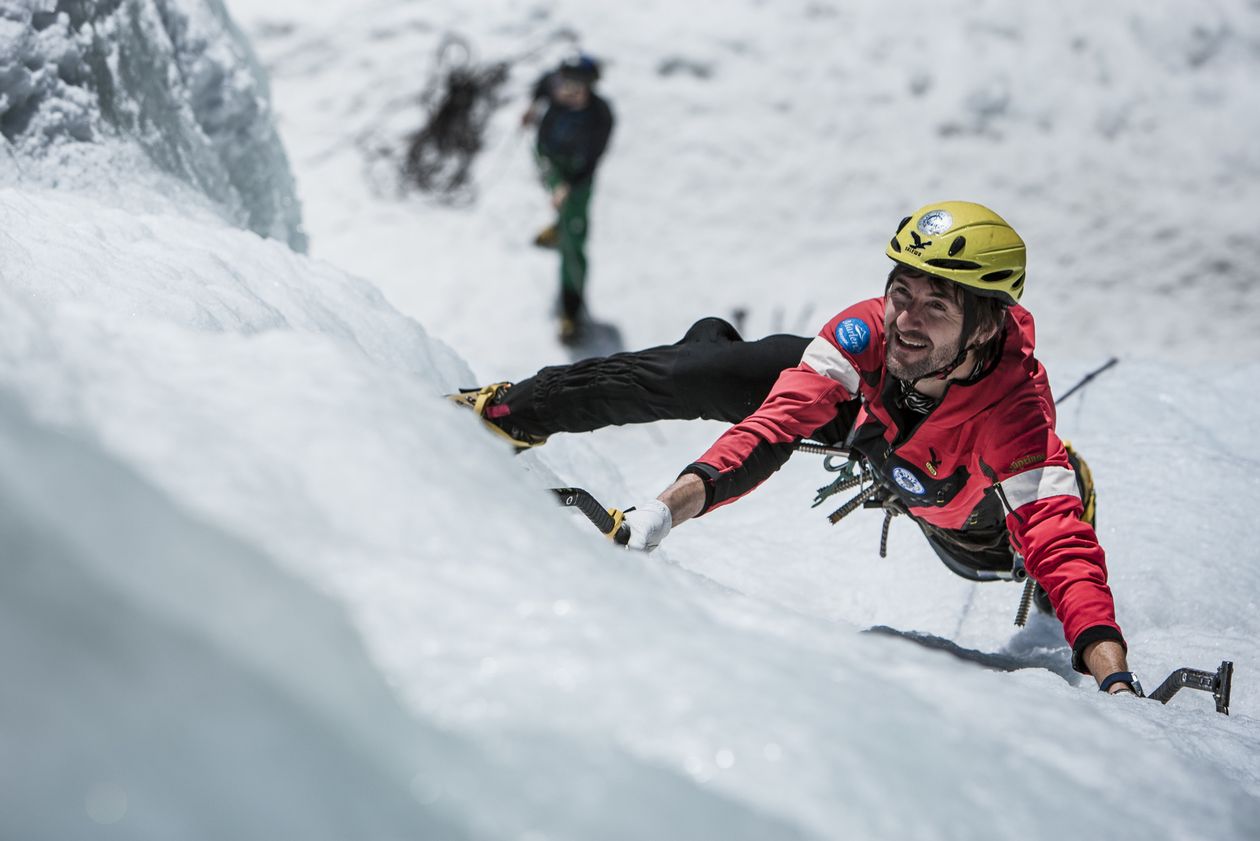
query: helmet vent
926 258 981 270
889 237 902 253
980 269 1014 283
949 235 966 256
895 216 912 234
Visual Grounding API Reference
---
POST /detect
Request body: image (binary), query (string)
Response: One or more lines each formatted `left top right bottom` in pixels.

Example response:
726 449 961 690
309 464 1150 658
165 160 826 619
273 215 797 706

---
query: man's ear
968 323 1000 349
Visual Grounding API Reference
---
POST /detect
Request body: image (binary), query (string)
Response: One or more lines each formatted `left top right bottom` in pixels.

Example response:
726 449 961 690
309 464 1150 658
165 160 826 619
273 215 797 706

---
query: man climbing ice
451 201 1138 696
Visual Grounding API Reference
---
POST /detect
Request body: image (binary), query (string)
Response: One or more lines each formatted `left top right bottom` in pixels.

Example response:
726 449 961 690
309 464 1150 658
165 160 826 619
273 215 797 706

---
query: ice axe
552 487 631 544
1144 661 1233 715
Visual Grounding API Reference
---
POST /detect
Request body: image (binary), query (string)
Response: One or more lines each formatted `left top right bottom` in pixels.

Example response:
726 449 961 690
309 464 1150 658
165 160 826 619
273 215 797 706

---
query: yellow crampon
446 382 548 450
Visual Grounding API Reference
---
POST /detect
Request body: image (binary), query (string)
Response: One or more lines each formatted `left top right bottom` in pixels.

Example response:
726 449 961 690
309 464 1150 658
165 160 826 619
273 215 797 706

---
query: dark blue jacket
533 73 614 185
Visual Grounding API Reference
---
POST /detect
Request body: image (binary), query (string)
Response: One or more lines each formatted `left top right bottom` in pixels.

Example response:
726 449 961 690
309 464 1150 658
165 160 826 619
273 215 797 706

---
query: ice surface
2 0 1259 838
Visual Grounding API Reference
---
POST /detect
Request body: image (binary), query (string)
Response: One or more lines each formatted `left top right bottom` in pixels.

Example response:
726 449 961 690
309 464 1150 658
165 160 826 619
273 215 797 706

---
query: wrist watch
1099 671 1144 697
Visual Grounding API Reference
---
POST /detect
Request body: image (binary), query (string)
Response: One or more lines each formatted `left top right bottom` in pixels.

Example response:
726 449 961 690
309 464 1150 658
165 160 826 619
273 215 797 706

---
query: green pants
556 179 592 320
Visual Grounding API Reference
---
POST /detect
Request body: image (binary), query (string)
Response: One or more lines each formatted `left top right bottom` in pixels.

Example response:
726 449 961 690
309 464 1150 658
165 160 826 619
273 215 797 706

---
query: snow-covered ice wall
0 0 305 249
2 0 1260 837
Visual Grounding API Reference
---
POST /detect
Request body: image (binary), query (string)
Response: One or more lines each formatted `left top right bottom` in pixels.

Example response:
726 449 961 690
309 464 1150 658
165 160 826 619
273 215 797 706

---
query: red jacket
683 297 1124 669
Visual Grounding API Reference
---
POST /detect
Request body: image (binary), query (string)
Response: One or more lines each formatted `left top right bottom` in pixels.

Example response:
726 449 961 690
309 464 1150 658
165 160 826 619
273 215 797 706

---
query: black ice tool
1146 661 1233 715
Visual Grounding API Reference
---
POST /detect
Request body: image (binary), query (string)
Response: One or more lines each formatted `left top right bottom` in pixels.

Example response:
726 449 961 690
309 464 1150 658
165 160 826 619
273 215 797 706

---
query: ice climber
450 201 1139 696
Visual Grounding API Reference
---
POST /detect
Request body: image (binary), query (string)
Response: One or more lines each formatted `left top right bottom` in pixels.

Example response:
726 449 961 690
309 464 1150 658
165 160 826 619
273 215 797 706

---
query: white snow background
2 0 1259 839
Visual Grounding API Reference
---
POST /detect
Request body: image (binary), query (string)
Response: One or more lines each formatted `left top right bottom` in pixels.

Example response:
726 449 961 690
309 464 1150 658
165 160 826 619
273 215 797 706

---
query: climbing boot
532 222 560 250
557 315 583 345
446 382 548 450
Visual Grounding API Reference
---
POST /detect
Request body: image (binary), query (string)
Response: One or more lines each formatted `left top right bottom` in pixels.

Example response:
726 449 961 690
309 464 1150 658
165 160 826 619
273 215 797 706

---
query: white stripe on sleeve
801 336 861 394
1000 465 1080 511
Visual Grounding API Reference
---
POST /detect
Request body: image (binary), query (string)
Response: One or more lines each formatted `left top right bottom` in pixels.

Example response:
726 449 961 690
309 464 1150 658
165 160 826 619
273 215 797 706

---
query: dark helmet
558 53 601 85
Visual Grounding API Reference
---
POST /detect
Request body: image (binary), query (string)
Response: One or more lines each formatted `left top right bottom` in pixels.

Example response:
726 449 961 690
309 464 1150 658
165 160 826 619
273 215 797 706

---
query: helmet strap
910 345 971 388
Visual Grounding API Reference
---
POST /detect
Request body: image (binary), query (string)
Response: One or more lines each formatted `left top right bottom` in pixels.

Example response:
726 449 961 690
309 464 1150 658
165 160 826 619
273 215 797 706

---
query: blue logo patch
892 467 926 496
835 318 871 354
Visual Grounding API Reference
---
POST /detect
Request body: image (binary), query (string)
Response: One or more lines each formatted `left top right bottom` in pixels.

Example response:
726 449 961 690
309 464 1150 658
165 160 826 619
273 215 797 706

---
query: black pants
500 318 812 438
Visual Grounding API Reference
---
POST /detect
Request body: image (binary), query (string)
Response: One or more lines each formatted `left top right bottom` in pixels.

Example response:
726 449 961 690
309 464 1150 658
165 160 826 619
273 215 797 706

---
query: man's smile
893 330 930 351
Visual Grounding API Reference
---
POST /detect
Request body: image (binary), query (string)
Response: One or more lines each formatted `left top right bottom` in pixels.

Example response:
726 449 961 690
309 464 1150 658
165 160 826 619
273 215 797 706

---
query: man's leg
557 181 592 332
473 318 810 442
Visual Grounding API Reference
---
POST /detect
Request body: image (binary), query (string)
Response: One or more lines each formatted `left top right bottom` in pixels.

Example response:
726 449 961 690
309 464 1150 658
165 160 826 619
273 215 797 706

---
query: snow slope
2 0 1259 838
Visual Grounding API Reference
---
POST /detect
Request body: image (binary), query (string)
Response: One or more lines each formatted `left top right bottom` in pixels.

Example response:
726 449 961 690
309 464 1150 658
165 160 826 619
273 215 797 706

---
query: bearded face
883 272 967 382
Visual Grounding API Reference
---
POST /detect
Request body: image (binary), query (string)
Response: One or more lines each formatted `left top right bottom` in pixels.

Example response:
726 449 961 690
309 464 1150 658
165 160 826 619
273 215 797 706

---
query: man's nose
896 304 924 330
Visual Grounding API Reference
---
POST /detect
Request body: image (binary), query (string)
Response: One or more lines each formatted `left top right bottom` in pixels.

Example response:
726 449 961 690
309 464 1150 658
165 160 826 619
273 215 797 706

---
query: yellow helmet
885 201 1026 305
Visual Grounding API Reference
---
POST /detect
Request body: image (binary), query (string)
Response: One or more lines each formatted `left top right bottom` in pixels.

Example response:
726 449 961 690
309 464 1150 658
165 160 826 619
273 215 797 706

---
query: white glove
622 499 672 552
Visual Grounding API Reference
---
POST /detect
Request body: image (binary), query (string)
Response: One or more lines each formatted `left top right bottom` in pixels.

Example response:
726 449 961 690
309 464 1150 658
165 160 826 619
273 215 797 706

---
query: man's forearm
657 473 706 527
1083 639 1132 692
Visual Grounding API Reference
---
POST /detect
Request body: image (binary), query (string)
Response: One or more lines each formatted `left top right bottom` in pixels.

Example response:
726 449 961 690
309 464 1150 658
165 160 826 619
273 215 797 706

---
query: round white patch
917 209 953 236
892 466 927 495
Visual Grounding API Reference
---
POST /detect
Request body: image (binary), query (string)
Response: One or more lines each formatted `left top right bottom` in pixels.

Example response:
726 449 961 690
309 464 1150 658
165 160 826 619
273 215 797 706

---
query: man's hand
623 473 706 552
623 500 672 552
551 183 571 209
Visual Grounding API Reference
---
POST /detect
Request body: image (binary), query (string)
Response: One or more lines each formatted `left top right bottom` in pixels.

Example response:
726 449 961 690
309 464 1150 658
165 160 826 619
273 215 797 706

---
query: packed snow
2 0 1259 838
